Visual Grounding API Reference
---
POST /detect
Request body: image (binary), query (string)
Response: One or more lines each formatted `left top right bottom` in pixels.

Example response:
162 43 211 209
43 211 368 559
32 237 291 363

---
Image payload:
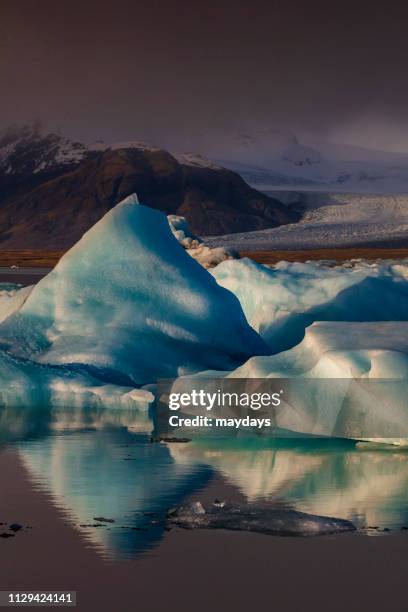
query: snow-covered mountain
0 124 297 248
0 123 87 178
0 124 222 181
206 129 408 193
6 123 408 194
0 124 169 184
3 123 408 250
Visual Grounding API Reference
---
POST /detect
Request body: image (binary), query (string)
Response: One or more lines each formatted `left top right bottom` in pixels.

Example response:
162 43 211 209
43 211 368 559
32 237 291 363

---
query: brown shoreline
0 247 407 269
0 250 64 268
240 247 408 264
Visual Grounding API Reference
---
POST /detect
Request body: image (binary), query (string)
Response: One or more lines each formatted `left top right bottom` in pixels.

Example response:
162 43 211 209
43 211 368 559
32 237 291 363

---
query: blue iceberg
0 194 407 443
212 257 408 353
0 195 268 398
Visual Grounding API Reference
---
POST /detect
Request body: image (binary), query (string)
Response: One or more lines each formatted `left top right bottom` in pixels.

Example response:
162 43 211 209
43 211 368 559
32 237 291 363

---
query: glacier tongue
0 194 268 386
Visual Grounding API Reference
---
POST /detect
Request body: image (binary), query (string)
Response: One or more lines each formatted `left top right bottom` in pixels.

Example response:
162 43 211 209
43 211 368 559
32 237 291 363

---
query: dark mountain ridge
0 125 301 249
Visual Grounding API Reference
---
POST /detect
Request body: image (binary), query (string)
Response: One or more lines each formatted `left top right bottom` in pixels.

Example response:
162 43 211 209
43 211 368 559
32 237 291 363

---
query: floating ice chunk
212 258 408 352
166 500 356 536
0 348 154 411
0 195 267 386
223 322 408 440
230 321 408 379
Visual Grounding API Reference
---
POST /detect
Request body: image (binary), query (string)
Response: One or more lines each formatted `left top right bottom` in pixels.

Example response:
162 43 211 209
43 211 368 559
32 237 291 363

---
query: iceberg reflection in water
1 405 212 558
2 406 408 558
170 437 408 531
18 429 212 559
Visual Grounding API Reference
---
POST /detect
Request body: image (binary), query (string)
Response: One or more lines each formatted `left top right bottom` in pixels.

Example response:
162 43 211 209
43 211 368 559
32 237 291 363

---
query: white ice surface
211 257 408 352
186 321 408 441
205 192 408 250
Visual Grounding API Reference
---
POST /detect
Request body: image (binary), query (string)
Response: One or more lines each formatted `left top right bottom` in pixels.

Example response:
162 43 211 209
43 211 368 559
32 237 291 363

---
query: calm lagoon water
2 406 408 560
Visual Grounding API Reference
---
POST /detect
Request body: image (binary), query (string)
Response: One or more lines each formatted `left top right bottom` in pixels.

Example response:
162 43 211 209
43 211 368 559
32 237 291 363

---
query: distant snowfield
204 191 408 250
212 132 408 194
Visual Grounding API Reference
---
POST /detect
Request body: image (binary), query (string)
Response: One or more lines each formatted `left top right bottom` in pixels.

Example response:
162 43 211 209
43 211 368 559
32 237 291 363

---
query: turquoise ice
0 195 267 405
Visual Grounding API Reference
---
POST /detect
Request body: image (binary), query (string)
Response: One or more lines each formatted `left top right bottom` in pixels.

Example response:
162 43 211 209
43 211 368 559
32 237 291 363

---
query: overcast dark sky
2 0 408 152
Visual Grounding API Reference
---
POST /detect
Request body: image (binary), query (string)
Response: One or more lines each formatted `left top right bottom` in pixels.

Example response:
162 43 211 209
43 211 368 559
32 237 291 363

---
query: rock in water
0 194 268 385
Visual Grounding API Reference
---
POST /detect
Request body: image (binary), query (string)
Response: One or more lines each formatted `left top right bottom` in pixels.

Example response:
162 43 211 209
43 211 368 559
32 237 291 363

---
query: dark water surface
0 267 50 285
1 407 408 611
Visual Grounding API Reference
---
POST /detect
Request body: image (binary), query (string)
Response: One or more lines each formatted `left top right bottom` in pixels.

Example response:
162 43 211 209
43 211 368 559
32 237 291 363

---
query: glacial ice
212 259 408 388
0 193 406 444
168 214 199 248
0 284 32 323
168 214 237 269
207 256 408 440
0 195 267 394
227 321 408 379
204 321 408 441
205 191 408 250
0 346 155 410
172 253 408 440
211 257 408 352
166 500 356 536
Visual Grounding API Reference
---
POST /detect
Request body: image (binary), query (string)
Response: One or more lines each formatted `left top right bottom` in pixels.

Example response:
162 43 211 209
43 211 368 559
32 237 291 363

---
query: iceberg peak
0 198 268 385
114 192 139 207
